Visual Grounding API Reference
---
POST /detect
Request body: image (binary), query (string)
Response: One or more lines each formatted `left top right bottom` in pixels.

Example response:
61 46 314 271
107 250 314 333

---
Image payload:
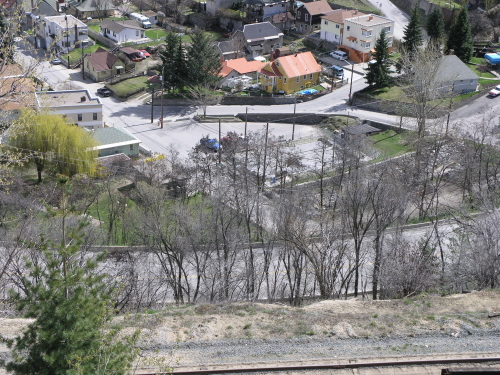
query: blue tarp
298 89 318 95
485 53 500 65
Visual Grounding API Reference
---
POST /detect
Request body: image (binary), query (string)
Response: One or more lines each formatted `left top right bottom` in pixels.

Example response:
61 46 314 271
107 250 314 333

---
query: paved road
365 0 409 40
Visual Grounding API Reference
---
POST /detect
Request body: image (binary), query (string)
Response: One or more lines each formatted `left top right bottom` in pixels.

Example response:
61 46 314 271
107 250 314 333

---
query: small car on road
330 50 348 61
51 58 62 65
97 88 112 97
489 85 500 97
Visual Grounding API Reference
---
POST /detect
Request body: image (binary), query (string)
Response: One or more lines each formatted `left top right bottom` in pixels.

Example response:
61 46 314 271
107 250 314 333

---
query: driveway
365 0 409 40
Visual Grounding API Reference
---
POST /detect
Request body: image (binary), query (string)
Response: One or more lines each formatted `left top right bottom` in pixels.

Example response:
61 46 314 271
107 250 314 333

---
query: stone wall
221 96 297 105
236 112 329 124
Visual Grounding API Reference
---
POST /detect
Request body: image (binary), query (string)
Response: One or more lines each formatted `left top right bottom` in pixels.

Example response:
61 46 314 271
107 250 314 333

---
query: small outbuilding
91 127 141 157
341 123 381 139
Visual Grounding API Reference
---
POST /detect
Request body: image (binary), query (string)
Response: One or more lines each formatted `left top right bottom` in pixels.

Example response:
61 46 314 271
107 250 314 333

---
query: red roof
220 58 266 77
262 51 321 79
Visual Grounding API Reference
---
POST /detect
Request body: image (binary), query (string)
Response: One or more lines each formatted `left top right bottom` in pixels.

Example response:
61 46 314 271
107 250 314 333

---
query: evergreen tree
160 32 186 93
426 7 445 48
365 29 392 88
402 3 423 54
446 7 473 63
2 227 140 375
186 31 222 88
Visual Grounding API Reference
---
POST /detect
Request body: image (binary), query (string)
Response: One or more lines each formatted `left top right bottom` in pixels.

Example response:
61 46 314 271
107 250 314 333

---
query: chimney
354 9 357 14
449 49 454 55
81 96 86 102
56 1 59 12
368 15 373 20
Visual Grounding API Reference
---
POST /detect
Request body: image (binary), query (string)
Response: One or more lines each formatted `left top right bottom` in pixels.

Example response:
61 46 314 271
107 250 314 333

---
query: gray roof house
215 40 245 60
100 19 146 43
67 0 115 19
232 22 284 58
91 127 141 157
434 55 478 94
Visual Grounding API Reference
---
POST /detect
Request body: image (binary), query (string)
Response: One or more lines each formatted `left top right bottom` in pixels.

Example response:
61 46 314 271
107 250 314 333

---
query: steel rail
136 356 500 374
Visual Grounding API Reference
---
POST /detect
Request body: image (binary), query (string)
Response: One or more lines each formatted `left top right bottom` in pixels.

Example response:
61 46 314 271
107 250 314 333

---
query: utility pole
244 107 249 193
292 97 296 140
349 61 354 105
81 33 85 80
445 82 455 135
160 65 165 129
65 15 70 68
150 85 154 123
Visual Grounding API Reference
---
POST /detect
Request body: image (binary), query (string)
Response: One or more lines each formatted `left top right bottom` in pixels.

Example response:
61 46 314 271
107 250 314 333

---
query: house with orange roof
219 57 266 87
260 51 321 94
295 0 332 34
320 9 366 44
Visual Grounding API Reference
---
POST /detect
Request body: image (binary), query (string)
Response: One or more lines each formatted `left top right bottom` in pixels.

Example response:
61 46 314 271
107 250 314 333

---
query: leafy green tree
186 31 222 88
1 227 140 375
426 7 445 48
446 7 473 63
9 110 98 183
365 29 392 88
159 32 186 93
402 3 423 55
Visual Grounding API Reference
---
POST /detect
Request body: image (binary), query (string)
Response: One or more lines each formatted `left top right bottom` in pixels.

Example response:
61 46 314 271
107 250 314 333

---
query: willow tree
9 110 99 183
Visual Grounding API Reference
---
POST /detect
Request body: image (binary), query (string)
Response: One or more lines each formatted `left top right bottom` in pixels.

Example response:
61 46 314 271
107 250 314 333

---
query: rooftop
240 22 283 41
221 58 266 77
44 14 87 28
101 19 143 33
301 0 332 15
435 55 478 83
86 48 121 71
91 127 140 149
342 123 381 136
262 51 321 78
35 90 101 107
321 9 366 23
345 14 394 27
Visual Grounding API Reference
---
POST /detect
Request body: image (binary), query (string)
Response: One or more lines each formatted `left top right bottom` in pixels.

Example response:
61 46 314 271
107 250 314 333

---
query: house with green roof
91 127 141 157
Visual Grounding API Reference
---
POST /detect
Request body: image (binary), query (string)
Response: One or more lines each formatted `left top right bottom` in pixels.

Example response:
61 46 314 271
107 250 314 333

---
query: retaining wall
88 29 119 49
236 113 329 124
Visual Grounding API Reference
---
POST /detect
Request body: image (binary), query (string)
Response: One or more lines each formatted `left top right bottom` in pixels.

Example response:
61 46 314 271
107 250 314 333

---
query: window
297 11 300 17
303 75 307 79
136 30 139 36
296 77 300 83
284 77 287 84
130 144 134 151
361 41 371 48
309 73 313 79
77 114 82 121
324 20 328 25
279 76 282 80
385 26 391 32
336 24 340 28
361 30 372 37
93 113 97 120
346 26 350 31
387 37 393 46
305 14 309 21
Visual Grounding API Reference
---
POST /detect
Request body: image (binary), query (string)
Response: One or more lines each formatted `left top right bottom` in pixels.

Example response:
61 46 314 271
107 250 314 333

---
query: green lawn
466 63 495 78
370 130 411 160
145 29 169 40
89 24 100 32
479 78 500 85
426 0 460 9
366 85 406 101
62 41 108 65
328 0 381 14
108 76 151 97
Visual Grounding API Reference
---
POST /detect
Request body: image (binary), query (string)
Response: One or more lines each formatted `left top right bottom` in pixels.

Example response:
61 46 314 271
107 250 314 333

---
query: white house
340 14 395 63
35 89 103 129
320 9 365 44
91 127 141 157
243 0 289 23
37 14 89 52
100 19 146 44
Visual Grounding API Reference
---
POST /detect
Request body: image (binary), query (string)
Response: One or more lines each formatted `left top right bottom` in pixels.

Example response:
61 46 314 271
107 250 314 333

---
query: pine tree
160 32 186 93
402 3 423 55
365 29 392 88
2 227 140 375
426 7 445 48
446 7 473 63
186 31 222 88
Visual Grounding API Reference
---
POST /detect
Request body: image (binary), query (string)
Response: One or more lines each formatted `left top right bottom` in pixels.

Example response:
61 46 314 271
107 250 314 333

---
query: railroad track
136 356 500 375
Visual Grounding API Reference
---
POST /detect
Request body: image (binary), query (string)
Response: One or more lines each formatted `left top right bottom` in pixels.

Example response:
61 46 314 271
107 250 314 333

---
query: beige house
341 14 394 63
35 90 103 129
320 9 365 45
83 48 125 82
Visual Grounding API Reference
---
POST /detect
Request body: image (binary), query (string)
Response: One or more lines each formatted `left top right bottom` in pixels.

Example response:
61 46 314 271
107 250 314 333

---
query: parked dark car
199 137 220 152
97 88 112 97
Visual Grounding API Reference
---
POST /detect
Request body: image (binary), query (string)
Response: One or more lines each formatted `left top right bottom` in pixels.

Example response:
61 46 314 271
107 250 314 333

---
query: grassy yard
370 130 411 161
88 24 100 32
328 0 381 15
145 29 169 40
467 63 496 78
62 40 108 65
366 85 406 101
426 0 460 9
108 76 151 97
479 78 500 85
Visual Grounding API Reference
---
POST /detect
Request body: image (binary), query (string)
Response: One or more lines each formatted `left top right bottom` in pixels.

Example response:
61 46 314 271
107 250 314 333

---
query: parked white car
330 50 348 61
489 85 500 97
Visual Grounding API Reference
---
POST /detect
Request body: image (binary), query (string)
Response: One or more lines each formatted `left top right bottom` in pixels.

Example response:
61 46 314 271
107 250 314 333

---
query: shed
91 127 141 157
341 124 381 139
